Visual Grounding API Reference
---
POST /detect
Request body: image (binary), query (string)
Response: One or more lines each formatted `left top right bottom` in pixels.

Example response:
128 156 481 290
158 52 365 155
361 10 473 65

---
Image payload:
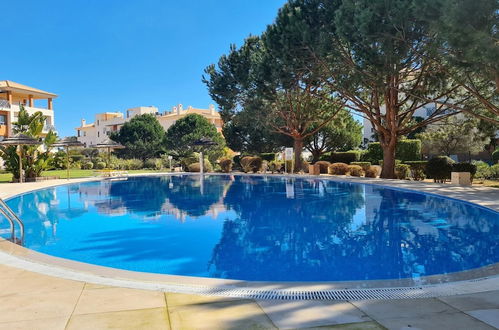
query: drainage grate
1 251 498 301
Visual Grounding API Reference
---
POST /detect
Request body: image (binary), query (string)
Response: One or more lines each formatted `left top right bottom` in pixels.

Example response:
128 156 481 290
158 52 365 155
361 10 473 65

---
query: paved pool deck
0 174 498 329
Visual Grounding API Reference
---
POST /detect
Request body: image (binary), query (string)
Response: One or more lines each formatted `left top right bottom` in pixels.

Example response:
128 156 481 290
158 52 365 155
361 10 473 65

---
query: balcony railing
43 124 56 132
0 100 11 109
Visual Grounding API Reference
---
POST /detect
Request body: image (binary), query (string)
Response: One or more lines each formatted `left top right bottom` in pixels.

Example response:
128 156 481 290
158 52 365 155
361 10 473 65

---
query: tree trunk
380 140 397 179
293 137 303 173
311 150 321 163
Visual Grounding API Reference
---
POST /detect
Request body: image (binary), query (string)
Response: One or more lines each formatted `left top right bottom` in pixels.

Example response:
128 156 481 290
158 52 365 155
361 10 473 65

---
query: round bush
328 162 349 175
348 165 364 177
95 161 107 170
395 164 411 180
188 160 213 172
426 156 454 183
452 162 477 181
219 158 233 173
405 161 427 181
490 164 499 179
315 161 331 174
473 161 491 179
350 162 371 172
82 161 94 170
301 160 310 173
365 166 379 178
240 156 263 173
268 161 283 173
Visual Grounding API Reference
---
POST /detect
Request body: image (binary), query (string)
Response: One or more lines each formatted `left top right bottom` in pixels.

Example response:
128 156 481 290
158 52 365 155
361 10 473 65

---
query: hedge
404 161 427 181
320 151 361 164
350 162 371 172
363 139 422 164
259 153 276 162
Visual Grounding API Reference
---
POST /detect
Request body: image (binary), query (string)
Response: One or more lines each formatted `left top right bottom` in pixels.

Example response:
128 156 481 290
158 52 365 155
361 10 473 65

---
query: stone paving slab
257 300 371 329
466 309 499 329
67 308 170 330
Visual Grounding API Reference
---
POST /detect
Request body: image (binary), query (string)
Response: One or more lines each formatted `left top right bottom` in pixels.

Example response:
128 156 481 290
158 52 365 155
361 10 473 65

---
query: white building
75 104 223 147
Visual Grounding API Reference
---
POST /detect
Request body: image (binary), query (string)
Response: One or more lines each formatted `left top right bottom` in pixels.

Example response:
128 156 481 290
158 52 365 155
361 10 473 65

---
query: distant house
0 80 57 140
75 104 223 147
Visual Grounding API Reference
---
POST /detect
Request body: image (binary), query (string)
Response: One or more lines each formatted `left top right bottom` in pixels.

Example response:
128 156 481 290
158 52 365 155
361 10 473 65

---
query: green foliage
364 140 422 164
259 153 276 162
240 156 263 173
111 114 166 160
305 110 363 162
490 164 499 179
395 164 411 180
404 161 428 181
165 114 225 163
426 156 455 183
350 162 371 172
143 158 163 170
452 163 477 176
188 160 213 173
492 149 499 164
219 158 233 173
331 151 361 164
418 117 490 157
95 161 106 170
347 165 364 177
81 161 94 170
0 105 57 180
472 161 492 180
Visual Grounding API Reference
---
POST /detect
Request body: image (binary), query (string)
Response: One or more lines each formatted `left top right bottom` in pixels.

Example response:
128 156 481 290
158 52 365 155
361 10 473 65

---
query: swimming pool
2 174 499 282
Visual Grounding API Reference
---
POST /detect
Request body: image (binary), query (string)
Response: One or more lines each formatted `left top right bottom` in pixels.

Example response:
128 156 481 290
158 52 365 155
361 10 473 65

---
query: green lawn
0 169 172 183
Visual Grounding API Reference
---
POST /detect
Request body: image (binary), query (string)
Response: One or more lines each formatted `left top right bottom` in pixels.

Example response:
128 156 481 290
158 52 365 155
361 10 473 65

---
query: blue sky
2 0 287 137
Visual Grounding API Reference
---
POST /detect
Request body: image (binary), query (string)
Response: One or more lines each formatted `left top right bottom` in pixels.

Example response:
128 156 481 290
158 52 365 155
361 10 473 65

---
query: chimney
81 119 86 126
178 104 183 114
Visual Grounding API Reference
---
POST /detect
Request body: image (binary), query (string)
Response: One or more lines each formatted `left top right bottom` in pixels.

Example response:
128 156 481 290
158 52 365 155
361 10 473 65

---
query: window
0 114 6 125
98 131 100 137
77 130 81 137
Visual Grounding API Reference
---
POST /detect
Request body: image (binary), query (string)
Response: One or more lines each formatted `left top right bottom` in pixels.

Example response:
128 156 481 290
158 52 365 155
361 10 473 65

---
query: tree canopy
164 114 226 163
110 114 166 160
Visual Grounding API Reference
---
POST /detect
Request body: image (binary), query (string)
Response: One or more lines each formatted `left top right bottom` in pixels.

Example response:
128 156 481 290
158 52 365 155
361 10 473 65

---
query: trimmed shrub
188 160 213 172
492 149 499 164
330 151 361 164
395 164 411 180
219 158 233 173
350 162 371 172
404 161 427 181
452 162 477 181
365 166 379 178
426 156 454 183
259 153 276 162
127 159 143 170
315 161 331 174
240 156 262 173
301 160 310 173
348 165 364 177
95 161 106 170
268 161 283 173
82 161 94 170
473 161 491 179
490 164 499 179
328 162 349 175
144 158 162 170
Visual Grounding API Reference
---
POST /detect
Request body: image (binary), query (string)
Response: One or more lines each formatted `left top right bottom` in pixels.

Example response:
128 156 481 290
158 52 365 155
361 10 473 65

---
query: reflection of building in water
76 182 127 216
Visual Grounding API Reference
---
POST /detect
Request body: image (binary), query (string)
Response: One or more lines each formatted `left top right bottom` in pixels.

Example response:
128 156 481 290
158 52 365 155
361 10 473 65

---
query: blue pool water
2 175 499 282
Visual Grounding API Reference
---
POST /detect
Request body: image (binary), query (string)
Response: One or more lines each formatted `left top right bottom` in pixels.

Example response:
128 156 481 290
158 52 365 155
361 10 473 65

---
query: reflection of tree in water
107 175 231 218
209 179 499 281
6 186 88 247
210 177 366 281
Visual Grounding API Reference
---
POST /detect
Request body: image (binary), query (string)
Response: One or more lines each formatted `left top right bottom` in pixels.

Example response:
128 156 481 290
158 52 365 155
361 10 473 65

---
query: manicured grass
474 179 499 188
0 169 172 183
